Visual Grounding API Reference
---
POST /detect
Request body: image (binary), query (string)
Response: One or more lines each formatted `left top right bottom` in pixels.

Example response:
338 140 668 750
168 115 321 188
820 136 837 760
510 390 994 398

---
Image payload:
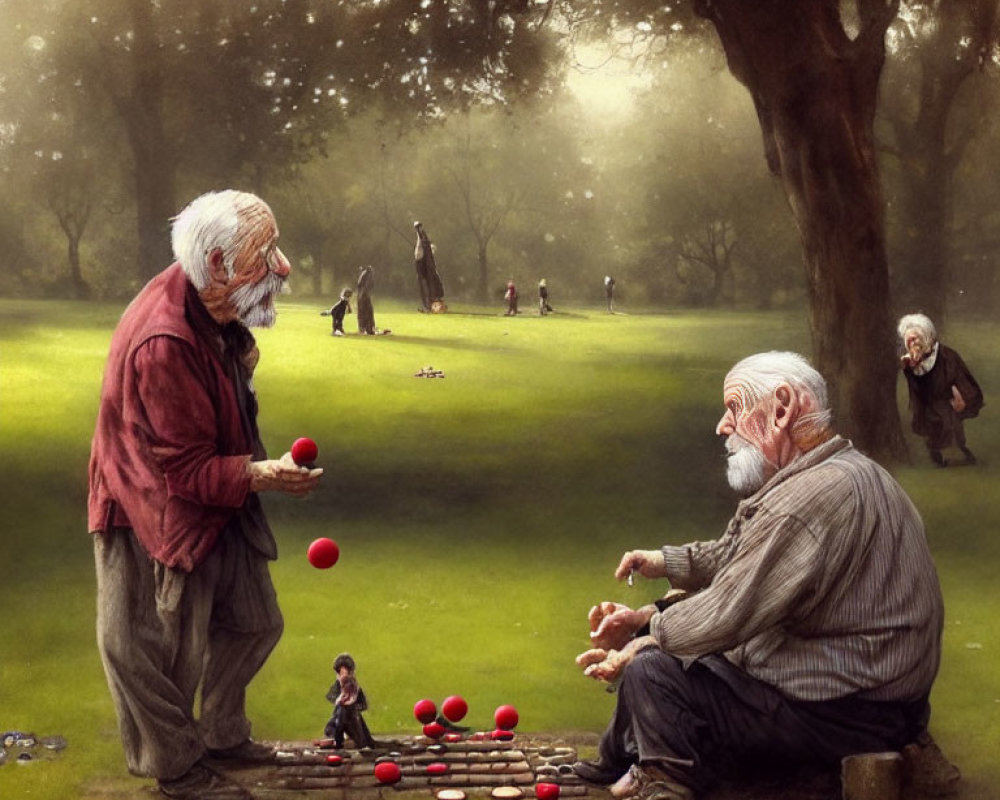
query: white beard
725 434 769 496
231 273 284 328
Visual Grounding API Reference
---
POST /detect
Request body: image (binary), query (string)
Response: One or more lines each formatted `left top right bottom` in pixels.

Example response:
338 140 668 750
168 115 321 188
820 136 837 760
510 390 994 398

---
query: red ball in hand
441 695 468 723
494 704 519 731
374 761 402 784
414 698 437 724
291 437 319 466
307 537 340 569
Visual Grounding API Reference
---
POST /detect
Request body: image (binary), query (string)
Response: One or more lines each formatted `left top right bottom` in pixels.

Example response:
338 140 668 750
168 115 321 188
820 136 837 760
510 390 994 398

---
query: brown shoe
206 738 276 765
158 762 253 799
616 764 695 800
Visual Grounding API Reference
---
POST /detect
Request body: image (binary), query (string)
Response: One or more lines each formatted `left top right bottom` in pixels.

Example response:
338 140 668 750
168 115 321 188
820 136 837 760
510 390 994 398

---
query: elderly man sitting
574 352 945 800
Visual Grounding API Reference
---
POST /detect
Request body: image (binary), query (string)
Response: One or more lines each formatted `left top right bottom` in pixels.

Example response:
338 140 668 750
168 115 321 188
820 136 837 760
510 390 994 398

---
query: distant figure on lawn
356 265 377 335
538 278 553 315
898 312 983 467
504 281 519 316
604 275 616 313
413 221 446 313
573 351 948 800
321 288 353 336
323 653 375 750
88 190 323 800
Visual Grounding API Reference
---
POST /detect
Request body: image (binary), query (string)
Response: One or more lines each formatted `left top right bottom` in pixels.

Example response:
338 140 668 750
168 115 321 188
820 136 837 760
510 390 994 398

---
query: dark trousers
597 649 928 794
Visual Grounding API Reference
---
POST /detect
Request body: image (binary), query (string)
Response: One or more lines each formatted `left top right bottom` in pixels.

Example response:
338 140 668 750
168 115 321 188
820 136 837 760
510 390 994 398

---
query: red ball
494 704 519 731
307 537 340 569
414 698 437 724
491 729 515 741
535 783 560 800
291 437 319 466
326 754 344 765
426 762 449 775
374 761 402 784
423 721 446 739
441 694 468 723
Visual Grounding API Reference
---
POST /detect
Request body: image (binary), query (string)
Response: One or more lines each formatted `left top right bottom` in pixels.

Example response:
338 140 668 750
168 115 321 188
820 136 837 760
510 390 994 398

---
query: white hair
170 190 270 290
726 351 833 438
897 313 936 344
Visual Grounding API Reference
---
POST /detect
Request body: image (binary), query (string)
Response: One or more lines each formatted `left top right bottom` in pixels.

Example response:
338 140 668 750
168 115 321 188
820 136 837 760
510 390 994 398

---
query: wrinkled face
225 204 291 328
716 377 777 495
903 328 932 361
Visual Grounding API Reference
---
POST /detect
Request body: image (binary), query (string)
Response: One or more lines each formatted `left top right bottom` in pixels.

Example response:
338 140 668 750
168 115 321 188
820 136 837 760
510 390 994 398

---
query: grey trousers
94 526 283 781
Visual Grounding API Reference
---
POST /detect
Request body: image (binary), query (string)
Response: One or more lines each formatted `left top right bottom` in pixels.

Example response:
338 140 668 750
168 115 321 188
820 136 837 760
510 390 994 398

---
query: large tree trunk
696 0 907 462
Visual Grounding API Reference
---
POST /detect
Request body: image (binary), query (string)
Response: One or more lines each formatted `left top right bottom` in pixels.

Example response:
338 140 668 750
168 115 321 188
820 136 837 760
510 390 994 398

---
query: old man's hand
577 635 659 684
249 454 323 496
613 549 667 582
588 602 658 651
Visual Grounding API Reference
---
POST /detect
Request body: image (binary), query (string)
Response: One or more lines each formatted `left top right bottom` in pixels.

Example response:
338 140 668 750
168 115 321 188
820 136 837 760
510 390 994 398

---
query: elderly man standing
88 191 323 799
898 312 983 467
574 352 945 800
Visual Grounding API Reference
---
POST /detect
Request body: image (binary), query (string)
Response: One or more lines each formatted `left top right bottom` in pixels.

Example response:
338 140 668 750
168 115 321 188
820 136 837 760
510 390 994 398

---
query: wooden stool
841 751 902 800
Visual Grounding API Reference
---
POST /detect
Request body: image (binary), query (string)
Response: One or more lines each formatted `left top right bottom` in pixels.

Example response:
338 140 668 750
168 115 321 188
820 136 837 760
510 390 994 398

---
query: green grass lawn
0 297 997 798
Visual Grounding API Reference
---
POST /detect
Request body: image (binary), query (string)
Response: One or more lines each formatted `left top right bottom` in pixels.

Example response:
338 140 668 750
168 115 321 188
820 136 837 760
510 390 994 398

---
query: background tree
880 0 1000 323
550 0 908 460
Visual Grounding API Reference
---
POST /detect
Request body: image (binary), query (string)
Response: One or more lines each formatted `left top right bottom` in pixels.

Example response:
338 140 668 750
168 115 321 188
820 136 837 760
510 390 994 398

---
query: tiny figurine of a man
324 653 375 749
321 288 353 336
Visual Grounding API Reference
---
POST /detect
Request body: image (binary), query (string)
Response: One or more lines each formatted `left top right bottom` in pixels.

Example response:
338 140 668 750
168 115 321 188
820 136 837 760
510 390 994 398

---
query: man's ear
772 384 798 431
207 248 228 285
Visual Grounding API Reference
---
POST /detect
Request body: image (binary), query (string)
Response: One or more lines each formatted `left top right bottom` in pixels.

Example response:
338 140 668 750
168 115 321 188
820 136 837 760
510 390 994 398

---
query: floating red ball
442 695 468 723
535 783 560 800
291 437 319 466
374 761 402 784
414 698 437 724
423 722 446 739
494 704 519 731
307 537 340 569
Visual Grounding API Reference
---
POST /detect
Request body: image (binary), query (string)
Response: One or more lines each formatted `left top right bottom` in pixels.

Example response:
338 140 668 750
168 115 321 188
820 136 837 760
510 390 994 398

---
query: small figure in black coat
538 278 553 315
321 288 353 336
324 653 375 749
898 312 984 467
